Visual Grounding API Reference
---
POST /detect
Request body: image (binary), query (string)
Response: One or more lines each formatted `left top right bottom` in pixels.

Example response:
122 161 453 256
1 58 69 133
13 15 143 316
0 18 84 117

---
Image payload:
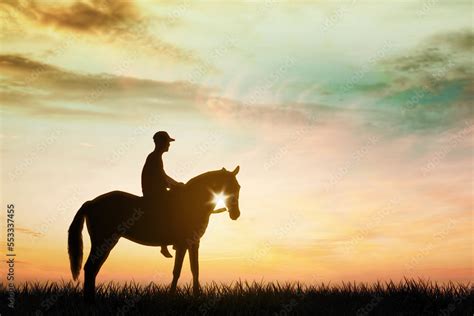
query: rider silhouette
142 131 183 258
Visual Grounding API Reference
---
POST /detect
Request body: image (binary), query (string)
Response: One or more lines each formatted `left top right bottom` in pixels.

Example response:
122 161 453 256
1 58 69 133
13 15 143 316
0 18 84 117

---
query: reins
210 207 228 214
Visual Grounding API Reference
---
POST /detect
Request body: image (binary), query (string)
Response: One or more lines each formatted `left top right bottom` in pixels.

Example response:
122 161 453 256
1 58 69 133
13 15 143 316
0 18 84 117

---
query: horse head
210 166 241 220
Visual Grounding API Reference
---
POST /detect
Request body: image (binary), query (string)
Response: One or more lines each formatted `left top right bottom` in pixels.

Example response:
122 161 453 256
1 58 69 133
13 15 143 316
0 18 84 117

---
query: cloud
361 30 474 133
330 30 474 117
0 0 201 64
0 54 210 119
16 226 43 238
0 54 344 126
12 0 139 34
384 47 448 73
0 53 58 73
199 95 316 125
79 142 95 147
192 29 473 136
0 54 205 97
380 29 473 88
429 29 474 51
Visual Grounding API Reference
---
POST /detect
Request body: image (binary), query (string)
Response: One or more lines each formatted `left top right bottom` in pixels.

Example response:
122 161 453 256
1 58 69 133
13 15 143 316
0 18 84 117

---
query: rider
142 131 183 258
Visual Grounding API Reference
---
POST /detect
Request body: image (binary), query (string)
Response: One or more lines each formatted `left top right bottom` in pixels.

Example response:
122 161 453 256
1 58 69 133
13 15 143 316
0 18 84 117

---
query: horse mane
186 169 224 187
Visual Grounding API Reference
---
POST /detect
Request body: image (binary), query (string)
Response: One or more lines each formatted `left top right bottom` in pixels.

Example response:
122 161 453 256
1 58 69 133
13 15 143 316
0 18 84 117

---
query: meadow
0 279 472 315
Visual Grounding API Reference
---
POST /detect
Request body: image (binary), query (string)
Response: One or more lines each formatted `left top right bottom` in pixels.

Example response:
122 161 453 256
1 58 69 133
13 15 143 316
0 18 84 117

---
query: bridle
210 207 228 214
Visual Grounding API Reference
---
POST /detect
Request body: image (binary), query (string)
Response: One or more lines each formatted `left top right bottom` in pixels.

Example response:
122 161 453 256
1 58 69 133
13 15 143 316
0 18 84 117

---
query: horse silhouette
68 166 241 302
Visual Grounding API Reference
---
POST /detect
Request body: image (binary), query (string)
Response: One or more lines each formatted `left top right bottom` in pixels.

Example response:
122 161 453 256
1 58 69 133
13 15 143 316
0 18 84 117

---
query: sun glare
212 192 228 210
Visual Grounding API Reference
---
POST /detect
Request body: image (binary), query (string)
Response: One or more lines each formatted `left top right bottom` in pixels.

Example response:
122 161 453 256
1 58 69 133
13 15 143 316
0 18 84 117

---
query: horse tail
68 201 89 280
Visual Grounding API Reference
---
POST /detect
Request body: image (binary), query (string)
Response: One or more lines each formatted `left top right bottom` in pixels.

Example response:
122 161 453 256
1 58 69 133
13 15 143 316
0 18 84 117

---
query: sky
0 0 472 286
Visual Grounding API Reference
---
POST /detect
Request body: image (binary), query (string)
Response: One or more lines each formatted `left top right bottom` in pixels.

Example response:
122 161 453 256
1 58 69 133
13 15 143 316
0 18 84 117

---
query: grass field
1 279 472 315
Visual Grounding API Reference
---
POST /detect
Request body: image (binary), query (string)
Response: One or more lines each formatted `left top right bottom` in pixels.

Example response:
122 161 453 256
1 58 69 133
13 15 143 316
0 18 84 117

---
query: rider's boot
161 245 173 258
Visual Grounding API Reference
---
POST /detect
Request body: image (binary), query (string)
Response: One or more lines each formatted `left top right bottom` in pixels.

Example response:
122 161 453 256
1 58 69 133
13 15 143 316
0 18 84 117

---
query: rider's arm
166 175 180 187
165 171 185 188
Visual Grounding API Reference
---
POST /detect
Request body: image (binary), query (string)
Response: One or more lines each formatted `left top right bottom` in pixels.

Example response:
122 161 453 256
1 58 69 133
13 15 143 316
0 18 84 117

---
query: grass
1 279 472 315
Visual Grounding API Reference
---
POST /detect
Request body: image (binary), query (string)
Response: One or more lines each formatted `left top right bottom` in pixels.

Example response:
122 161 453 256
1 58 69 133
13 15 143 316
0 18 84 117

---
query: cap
153 131 175 143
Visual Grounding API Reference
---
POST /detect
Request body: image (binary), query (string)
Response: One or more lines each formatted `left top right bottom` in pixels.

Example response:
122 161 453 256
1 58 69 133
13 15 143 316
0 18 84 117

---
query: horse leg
83 238 118 303
189 242 201 295
170 246 187 294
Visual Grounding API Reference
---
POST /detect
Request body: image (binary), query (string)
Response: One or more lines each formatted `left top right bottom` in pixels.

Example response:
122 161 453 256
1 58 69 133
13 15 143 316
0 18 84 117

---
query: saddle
139 188 184 223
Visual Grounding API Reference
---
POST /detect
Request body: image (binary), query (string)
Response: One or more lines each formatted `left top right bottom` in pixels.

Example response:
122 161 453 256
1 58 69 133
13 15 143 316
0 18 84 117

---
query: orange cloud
13 0 139 34
1 0 201 64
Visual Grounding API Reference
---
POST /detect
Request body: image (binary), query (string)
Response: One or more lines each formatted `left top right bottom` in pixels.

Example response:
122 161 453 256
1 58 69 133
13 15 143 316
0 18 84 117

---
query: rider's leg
161 245 173 258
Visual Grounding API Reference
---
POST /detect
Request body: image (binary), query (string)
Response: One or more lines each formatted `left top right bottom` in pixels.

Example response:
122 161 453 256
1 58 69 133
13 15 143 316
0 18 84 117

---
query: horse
68 166 241 302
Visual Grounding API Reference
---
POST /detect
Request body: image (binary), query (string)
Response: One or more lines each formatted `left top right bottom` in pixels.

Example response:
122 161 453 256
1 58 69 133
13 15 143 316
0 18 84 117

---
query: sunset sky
0 0 472 286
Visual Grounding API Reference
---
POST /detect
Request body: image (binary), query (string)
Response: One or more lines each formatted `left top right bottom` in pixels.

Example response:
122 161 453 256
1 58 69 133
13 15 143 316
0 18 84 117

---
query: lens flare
212 192 228 210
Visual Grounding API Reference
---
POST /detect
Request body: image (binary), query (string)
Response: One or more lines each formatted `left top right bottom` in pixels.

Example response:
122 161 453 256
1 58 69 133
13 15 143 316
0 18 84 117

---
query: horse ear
232 165 240 175
222 167 226 171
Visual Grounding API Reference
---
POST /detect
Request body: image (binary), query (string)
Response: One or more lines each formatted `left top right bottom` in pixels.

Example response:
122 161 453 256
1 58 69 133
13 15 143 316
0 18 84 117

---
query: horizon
0 0 472 288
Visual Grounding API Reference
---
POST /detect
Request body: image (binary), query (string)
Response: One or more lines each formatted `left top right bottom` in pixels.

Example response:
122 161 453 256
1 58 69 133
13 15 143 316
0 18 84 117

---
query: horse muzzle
229 207 240 220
